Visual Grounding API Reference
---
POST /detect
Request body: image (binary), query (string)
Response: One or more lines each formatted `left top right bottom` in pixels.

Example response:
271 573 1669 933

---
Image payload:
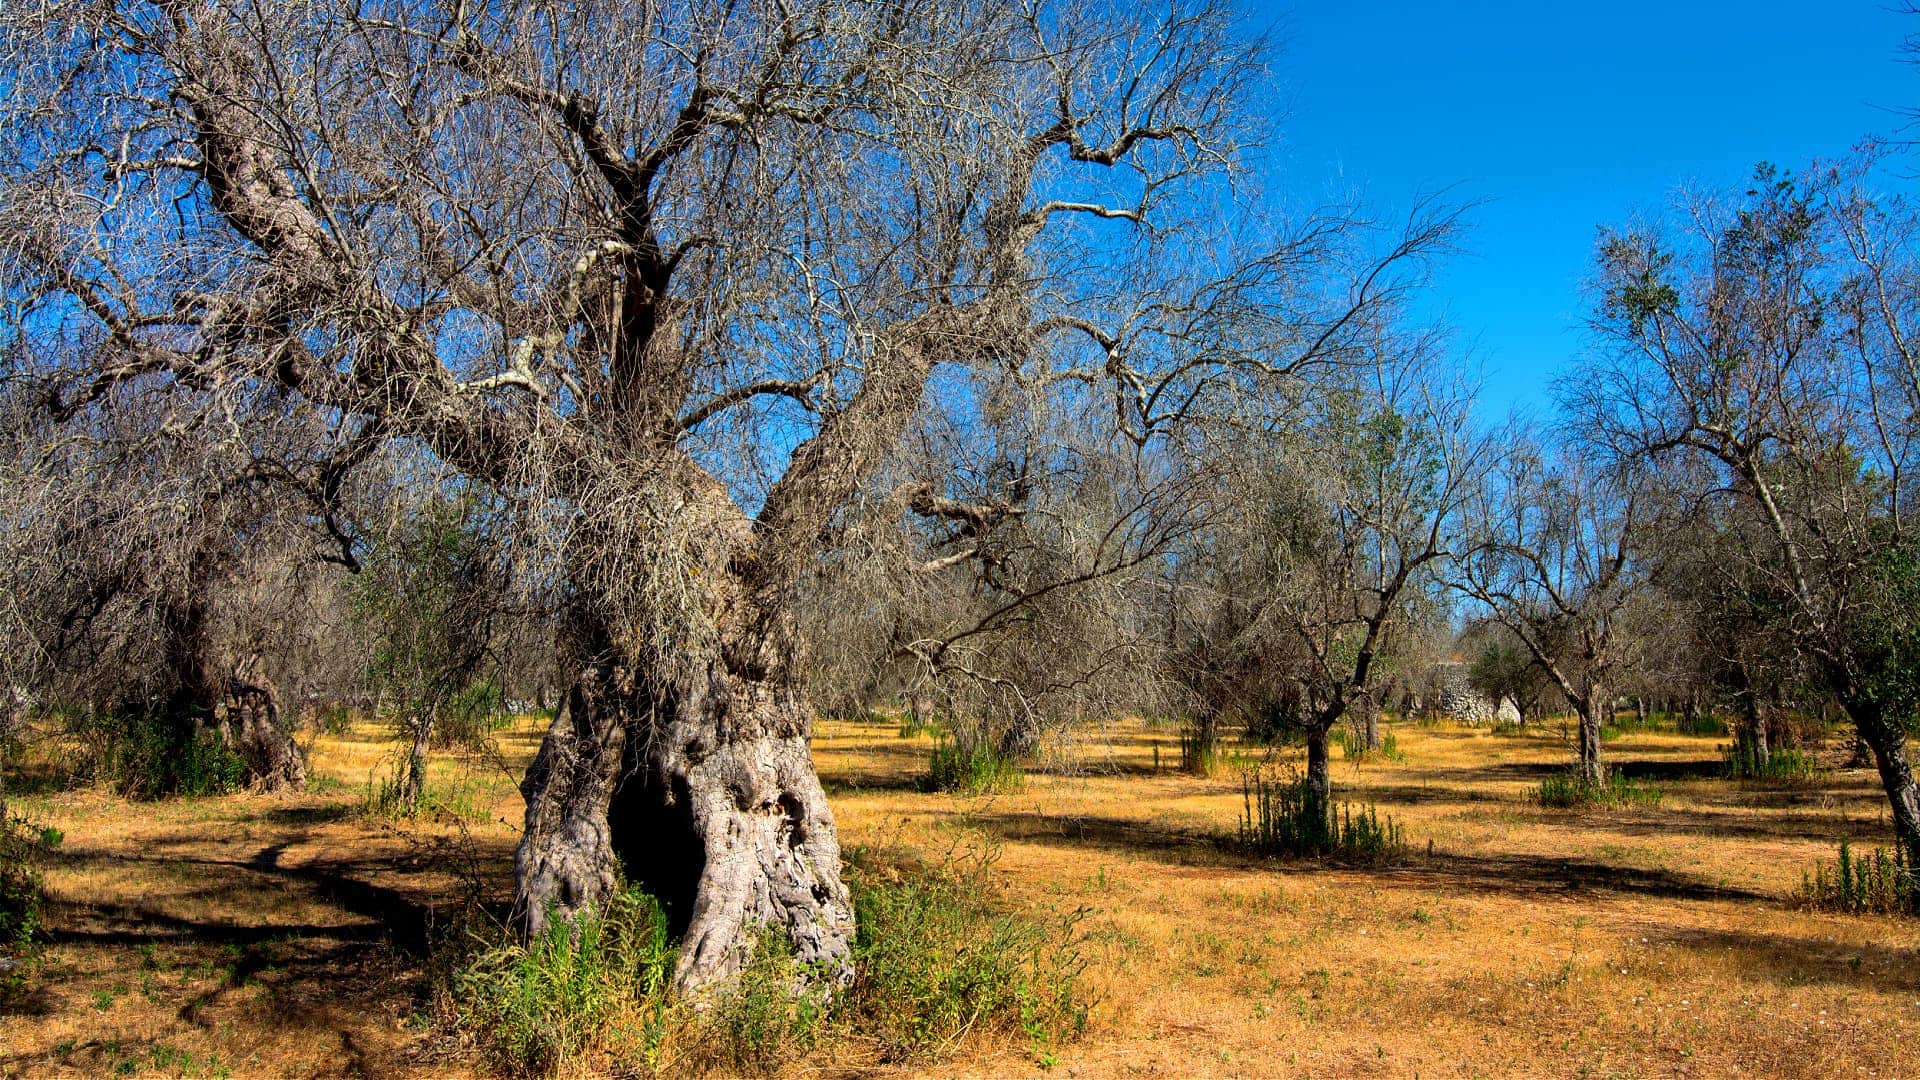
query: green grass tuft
1798 840 1918 917
1239 771 1405 860
924 738 1024 794
1535 770 1663 809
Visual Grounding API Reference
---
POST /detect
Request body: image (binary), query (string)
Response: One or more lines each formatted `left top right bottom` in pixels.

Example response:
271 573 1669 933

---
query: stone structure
1430 661 1519 726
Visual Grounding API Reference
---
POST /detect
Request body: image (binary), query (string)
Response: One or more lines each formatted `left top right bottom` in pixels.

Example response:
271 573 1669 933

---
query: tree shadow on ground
962 809 1776 905
1446 760 1572 784
1507 805 1898 845
7 911 424 1078
12 822 516 1076
1338 782 1513 806
46 833 514 958
1610 759 1728 783
1647 924 1920 996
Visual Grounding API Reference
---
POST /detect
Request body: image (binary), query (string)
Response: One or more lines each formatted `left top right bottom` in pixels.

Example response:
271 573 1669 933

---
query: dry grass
4 714 1917 1078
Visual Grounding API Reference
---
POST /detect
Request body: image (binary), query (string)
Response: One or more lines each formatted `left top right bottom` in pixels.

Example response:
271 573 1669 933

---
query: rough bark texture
1305 724 1332 803
216 666 305 793
515 547 855 994
515 667 629 939
398 705 435 813
1843 696 1920 860
1577 690 1606 787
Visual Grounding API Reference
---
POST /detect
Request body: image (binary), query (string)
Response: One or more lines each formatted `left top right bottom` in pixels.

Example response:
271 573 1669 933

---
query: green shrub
314 704 356 736
445 851 1092 1076
89 708 245 799
1676 711 1729 736
1535 770 1663 809
706 930 829 1073
1798 840 1917 916
1239 772 1405 860
1335 728 1405 763
364 755 492 822
844 846 1088 1065
924 738 1023 794
1725 731 1823 781
1334 727 1363 759
897 714 944 739
0 812 58 1002
1379 731 1404 762
1179 720 1223 776
440 681 506 749
449 886 676 1077
1601 710 1665 740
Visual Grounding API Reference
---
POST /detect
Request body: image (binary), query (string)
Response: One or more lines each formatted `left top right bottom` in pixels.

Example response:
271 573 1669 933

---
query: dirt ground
2 715 1917 1079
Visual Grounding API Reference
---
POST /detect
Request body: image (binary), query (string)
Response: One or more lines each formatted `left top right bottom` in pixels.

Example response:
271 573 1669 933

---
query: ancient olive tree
1572 158 1920 855
1 0 1433 991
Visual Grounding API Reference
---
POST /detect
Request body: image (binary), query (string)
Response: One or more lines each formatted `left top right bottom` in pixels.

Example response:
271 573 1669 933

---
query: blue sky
1257 0 1917 418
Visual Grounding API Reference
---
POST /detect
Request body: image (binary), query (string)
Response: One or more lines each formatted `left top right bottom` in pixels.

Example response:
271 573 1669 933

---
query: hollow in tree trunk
515 604 854 995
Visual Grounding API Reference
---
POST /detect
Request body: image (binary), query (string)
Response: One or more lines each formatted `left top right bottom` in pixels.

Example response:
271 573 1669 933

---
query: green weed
1798 840 1917 916
1239 771 1406 860
924 737 1024 795
1535 771 1664 809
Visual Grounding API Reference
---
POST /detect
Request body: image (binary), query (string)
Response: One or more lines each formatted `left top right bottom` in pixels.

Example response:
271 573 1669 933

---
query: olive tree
0 387 338 792
1 0 1451 990
1179 332 1487 800
1454 443 1651 786
1572 158 1920 854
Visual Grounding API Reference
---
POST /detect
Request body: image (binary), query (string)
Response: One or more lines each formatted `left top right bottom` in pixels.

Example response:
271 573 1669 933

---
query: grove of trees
3 0 1917 1022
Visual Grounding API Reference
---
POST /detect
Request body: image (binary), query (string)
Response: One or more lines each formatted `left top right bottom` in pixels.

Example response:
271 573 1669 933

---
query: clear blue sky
1259 0 1917 418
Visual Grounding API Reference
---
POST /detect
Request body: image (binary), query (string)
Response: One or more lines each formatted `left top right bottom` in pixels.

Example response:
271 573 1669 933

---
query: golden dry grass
3 714 1917 1078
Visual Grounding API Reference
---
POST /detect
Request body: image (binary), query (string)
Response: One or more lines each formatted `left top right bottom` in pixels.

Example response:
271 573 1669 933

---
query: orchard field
3 714 1914 1079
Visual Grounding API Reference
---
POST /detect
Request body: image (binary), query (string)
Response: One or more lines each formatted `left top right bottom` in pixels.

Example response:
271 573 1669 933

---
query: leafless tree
1177 335 1488 800
0 384 344 791
1454 442 1651 786
1 0 1456 990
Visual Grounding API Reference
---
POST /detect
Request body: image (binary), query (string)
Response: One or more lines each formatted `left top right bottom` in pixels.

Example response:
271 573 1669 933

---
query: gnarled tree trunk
1305 720 1332 803
217 661 305 793
1841 694 1920 860
515 585 853 994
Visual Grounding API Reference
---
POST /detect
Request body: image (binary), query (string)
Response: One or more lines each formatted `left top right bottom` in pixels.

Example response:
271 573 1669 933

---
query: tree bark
1305 722 1332 803
1577 688 1605 786
1840 695 1920 860
515 599 854 995
398 703 435 812
217 664 306 793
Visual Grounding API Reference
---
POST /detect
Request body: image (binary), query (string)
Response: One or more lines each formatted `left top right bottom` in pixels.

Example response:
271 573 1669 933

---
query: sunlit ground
3 714 1915 1078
